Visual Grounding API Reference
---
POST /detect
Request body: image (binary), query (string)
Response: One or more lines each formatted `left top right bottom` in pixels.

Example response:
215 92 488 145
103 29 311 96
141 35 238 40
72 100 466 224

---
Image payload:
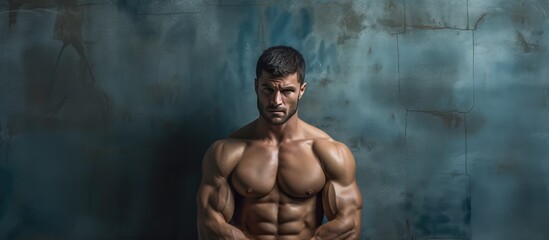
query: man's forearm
198 218 249 240
312 215 360 240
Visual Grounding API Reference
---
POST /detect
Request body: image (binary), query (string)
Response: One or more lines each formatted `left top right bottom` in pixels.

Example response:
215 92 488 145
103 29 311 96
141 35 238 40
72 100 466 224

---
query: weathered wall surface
0 0 548 239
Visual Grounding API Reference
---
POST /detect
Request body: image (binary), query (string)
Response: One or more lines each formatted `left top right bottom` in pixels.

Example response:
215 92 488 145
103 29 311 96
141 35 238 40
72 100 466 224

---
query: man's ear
299 82 307 99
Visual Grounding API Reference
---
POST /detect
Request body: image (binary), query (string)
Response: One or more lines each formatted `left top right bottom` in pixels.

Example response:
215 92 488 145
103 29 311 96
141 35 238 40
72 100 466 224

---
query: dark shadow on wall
147 118 224 239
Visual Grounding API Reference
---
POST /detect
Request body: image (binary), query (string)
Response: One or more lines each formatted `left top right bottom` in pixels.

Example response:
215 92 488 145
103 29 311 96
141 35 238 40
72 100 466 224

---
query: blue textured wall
1 0 548 239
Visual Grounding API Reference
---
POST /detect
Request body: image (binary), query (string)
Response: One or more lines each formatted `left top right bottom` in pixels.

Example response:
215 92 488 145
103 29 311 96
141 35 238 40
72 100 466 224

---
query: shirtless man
196 46 363 240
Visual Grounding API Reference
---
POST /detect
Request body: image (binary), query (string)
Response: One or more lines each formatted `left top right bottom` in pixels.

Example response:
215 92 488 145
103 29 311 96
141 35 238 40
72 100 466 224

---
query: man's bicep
322 180 362 219
197 141 235 222
319 141 362 219
197 180 235 222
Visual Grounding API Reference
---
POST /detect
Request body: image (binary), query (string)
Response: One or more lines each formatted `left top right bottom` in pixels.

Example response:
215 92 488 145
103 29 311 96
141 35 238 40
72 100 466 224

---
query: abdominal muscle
232 187 322 240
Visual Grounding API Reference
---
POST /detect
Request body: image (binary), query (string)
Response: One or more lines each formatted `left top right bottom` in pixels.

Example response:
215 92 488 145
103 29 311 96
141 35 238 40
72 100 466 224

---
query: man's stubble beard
257 98 299 126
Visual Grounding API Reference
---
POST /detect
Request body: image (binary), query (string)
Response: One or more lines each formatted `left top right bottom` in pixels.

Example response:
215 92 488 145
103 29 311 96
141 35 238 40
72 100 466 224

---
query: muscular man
196 46 363 240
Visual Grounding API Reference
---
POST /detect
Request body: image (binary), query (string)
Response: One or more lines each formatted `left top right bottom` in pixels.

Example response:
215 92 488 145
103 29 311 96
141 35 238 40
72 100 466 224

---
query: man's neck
256 114 301 144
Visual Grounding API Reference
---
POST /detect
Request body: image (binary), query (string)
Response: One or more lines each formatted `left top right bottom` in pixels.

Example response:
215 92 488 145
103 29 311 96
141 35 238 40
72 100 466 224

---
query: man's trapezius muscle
196 46 362 240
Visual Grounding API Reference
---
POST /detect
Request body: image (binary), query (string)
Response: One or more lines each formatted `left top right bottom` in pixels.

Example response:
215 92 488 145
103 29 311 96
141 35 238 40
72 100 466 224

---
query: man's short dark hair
256 45 306 84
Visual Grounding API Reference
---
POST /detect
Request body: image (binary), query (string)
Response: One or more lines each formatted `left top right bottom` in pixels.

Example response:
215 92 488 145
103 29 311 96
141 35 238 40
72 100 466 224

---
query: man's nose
271 91 282 106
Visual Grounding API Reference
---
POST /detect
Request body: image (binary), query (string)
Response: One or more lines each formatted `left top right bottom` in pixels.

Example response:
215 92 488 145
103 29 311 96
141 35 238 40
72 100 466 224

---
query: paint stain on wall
515 31 540 53
52 0 112 115
318 78 333 87
377 0 405 32
370 63 383 74
431 112 463 129
8 0 114 138
337 8 366 44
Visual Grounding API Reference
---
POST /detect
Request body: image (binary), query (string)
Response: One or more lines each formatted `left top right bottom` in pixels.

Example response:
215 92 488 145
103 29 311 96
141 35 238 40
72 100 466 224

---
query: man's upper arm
314 139 363 221
196 140 237 222
197 140 249 240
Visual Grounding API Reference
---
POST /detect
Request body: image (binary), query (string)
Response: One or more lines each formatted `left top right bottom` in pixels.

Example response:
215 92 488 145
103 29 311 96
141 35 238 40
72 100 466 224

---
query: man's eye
282 90 293 94
264 88 274 93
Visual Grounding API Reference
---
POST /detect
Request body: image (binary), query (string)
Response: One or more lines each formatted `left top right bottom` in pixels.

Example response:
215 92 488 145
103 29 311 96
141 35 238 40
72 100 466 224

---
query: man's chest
230 142 326 199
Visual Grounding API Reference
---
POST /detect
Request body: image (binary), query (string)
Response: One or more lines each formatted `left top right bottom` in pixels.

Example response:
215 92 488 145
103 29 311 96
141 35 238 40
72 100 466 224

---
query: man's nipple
247 187 253 194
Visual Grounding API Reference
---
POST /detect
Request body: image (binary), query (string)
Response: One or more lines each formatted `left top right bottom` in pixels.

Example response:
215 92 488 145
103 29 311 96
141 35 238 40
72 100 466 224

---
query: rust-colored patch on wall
337 8 366 44
318 78 333 87
510 1 529 27
377 0 404 31
515 31 540 53
431 112 463 129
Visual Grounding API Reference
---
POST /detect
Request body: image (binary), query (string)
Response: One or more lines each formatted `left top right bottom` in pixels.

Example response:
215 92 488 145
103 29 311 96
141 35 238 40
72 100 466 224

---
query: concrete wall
0 0 548 239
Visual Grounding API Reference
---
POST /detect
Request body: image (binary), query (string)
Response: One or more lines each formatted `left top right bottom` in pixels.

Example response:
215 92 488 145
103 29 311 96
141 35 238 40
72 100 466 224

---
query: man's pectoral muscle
313 140 363 240
197 141 249 240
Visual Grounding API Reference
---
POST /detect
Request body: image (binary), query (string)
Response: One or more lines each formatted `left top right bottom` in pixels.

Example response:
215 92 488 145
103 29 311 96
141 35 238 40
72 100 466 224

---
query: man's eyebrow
260 83 296 90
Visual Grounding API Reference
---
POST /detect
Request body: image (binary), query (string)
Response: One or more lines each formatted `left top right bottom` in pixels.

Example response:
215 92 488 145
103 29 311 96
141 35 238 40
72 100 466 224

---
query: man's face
255 71 306 125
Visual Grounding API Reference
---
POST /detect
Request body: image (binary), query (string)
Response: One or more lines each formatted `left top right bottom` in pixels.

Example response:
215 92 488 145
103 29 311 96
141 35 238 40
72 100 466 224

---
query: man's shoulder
310 135 355 181
311 138 350 158
208 138 247 158
204 138 246 177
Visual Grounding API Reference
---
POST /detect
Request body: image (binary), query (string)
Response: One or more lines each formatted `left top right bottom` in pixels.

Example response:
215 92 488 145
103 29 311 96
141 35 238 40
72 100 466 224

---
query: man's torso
223 124 332 239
